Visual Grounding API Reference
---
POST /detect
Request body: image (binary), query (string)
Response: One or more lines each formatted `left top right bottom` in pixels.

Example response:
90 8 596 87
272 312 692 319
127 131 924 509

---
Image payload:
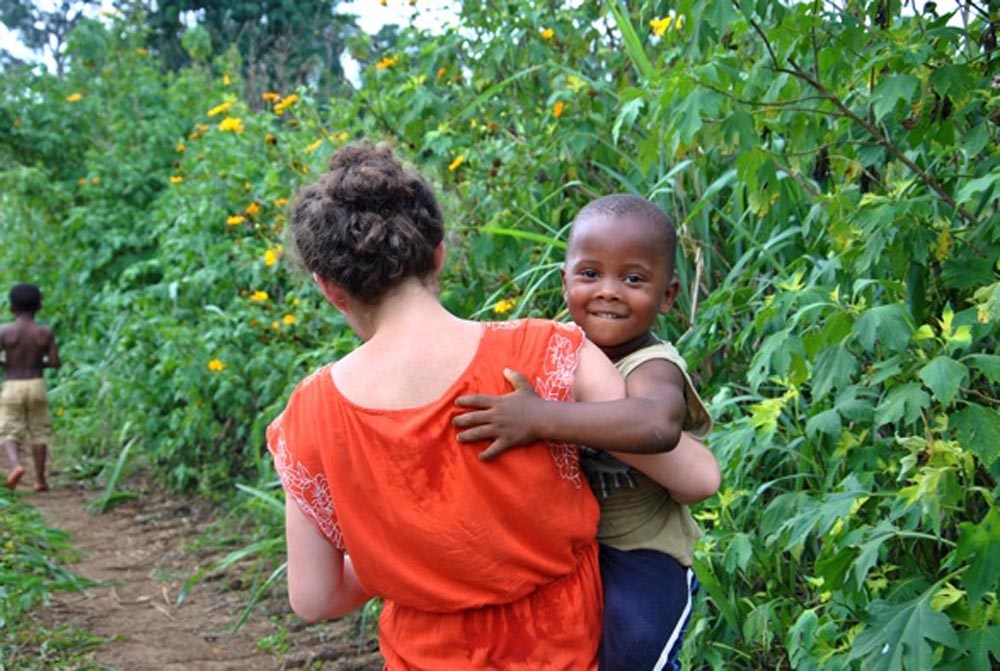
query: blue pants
599 544 699 671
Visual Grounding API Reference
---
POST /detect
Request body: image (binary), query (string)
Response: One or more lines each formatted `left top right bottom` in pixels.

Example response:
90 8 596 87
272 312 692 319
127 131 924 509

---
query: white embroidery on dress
537 330 584 488
486 319 525 331
270 418 344 550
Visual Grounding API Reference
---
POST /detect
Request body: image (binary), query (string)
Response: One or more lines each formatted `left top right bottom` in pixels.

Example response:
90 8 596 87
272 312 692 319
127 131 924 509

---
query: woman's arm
284 498 371 623
612 433 720 504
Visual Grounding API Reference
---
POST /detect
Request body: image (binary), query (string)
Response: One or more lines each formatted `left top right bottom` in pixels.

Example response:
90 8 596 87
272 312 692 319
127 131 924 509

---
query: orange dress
267 319 602 671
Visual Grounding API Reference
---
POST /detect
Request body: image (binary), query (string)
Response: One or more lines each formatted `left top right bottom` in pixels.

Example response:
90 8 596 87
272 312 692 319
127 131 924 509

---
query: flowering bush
1 2 997 668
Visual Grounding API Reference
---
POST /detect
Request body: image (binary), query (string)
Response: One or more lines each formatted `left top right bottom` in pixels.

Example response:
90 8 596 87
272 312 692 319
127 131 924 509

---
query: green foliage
0 489 100 668
1 1 998 668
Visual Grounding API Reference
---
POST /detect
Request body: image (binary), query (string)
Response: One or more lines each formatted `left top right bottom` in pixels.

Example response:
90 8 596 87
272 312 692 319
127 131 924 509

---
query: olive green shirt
583 340 712 567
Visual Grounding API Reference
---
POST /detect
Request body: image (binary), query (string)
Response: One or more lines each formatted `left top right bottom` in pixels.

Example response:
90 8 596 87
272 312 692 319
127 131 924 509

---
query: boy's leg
2 382 26 488
24 381 52 491
598 544 697 671
31 443 47 491
4 440 24 489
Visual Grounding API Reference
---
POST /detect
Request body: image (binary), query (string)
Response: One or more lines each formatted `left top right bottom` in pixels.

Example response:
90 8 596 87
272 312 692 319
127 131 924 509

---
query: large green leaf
850 590 961 671
951 627 1000 671
918 356 968 405
951 404 1000 470
811 342 859 399
875 383 930 428
871 74 920 123
954 507 1000 604
964 354 1000 384
854 304 912 354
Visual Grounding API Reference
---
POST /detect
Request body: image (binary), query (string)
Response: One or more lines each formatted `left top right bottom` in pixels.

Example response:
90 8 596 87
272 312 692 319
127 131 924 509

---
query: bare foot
34 482 49 492
5 466 25 489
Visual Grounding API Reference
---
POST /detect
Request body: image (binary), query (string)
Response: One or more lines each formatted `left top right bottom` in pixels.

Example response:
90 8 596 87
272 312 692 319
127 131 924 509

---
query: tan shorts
0 378 53 445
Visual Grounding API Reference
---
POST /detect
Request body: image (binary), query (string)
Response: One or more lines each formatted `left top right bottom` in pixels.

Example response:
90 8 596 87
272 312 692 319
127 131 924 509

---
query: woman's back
330 286 485 410
271 142 619 669
269 319 602 669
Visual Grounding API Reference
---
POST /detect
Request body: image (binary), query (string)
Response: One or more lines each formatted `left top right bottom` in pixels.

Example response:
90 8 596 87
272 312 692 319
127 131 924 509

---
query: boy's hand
454 368 546 460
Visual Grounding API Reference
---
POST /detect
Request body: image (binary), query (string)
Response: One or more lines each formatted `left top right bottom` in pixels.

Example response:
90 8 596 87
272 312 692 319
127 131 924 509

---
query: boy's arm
44 329 61 369
454 339 685 460
608 359 720 500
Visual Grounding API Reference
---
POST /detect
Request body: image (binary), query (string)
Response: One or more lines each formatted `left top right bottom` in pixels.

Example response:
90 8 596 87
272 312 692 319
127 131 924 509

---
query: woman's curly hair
289 141 444 304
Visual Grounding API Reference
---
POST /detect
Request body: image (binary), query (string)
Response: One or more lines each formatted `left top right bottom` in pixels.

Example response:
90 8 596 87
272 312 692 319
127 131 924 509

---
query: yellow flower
306 138 323 153
207 101 233 117
540 28 554 40
272 320 281 330
283 314 297 325
223 73 231 86
250 290 269 302
437 67 447 79
136 48 148 56
380 0 387 5
493 297 517 314
335 131 349 142
77 177 86 186
176 143 186 152
274 94 298 115
553 101 565 118
91 177 100 185
218 117 244 133
375 55 401 70
264 249 279 266
197 124 209 132
448 155 465 172
170 175 183 184
227 215 246 226
207 359 225 372
56 407 65 417
262 91 280 102
245 202 261 217
275 198 288 207
676 15 685 29
650 16 672 36
66 93 83 102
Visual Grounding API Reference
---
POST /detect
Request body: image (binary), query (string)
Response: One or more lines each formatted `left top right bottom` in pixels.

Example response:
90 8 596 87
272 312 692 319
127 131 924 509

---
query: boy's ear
659 278 681 314
560 266 568 301
313 273 351 312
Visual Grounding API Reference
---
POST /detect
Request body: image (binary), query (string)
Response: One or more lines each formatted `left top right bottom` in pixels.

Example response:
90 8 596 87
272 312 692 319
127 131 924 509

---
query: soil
22 469 385 671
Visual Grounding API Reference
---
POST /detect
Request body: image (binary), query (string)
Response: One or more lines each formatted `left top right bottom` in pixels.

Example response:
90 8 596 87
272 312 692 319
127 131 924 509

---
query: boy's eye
579 269 599 279
624 274 645 284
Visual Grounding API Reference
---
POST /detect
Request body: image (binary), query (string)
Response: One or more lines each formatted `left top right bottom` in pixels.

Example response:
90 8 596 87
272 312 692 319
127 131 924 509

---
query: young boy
454 194 719 670
2 283 61 491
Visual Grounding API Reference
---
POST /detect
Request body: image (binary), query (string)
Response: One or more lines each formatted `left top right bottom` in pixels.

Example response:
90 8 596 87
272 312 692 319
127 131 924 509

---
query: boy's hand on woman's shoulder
453 368 545 460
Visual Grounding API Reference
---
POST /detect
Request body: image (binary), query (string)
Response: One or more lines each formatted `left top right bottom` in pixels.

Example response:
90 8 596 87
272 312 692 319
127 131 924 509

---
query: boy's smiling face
561 213 679 358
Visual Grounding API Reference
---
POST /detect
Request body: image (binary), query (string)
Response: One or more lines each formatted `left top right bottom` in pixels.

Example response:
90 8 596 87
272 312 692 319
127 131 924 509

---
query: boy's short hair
9 283 42 313
572 194 677 264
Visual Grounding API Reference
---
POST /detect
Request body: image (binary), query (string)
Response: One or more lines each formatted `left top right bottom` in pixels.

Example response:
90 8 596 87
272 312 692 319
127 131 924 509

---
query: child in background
455 194 719 671
2 283 61 491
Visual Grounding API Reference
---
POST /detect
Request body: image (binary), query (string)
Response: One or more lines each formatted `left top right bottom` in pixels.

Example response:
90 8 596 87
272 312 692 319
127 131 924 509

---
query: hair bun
289 141 445 304
326 143 411 210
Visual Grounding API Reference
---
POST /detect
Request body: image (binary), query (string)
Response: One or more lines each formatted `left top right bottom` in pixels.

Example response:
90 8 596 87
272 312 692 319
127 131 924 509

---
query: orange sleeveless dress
267 319 602 670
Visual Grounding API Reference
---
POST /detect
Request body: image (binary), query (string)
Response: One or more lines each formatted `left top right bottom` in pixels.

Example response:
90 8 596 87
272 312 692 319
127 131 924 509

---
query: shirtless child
1 283 61 491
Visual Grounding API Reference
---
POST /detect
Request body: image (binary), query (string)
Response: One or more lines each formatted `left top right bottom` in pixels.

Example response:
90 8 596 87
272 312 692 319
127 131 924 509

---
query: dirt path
25 474 384 671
